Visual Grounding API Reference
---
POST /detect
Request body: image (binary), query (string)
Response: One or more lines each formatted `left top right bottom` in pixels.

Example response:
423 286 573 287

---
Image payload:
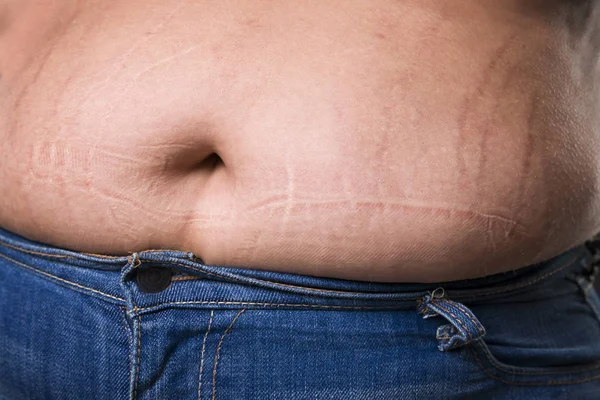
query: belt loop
120 253 141 315
417 288 487 352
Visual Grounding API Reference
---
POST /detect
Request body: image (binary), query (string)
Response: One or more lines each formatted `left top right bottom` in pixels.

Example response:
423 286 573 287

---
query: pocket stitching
470 338 600 377
469 343 600 386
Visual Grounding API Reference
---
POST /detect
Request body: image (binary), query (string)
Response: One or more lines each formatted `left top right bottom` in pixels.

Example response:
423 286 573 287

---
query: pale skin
0 0 599 282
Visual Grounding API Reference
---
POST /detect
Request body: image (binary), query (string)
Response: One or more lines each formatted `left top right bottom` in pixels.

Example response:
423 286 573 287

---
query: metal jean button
136 267 172 293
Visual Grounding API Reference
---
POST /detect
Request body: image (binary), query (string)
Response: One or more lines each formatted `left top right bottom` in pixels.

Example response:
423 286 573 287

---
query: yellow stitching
0 237 121 259
0 253 124 302
119 307 132 349
198 310 214 400
80 252 121 259
172 275 204 281
133 296 142 400
0 237 184 261
212 309 246 400
134 301 402 312
451 301 485 336
141 249 184 254
119 306 134 386
0 239 75 259
433 302 472 340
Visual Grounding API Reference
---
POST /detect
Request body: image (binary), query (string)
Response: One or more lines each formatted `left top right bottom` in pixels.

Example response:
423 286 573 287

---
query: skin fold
0 0 599 282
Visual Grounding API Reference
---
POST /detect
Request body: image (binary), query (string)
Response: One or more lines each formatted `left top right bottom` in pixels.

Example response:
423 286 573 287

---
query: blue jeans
1 227 600 400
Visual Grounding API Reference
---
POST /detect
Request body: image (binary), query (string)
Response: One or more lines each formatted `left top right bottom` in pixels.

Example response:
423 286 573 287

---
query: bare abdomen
1 0 599 282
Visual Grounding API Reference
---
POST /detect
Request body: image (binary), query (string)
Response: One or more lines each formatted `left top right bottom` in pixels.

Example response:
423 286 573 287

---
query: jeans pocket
465 267 600 386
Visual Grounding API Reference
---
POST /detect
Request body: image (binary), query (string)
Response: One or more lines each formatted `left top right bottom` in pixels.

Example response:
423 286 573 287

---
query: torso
1 0 599 282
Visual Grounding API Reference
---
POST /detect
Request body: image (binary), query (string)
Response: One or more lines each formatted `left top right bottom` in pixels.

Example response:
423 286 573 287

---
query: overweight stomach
1 0 599 282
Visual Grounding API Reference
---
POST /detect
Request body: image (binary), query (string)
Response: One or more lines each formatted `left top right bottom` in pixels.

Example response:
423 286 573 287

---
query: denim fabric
1 227 600 400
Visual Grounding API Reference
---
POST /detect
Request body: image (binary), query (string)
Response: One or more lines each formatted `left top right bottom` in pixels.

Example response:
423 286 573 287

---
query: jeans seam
0 237 121 260
119 306 132 368
477 341 600 375
471 337 600 375
0 238 75 259
451 301 485 336
152 260 398 297
212 309 246 400
198 310 214 400
132 295 142 400
0 252 125 303
172 275 204 281
468 344 600 385
132 301 407 314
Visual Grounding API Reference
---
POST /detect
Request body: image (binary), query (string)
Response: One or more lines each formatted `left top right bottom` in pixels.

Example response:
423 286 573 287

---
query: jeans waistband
0 227 598 311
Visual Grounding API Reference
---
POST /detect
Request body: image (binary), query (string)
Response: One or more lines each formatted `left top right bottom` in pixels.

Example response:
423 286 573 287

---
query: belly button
196 153 223 170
